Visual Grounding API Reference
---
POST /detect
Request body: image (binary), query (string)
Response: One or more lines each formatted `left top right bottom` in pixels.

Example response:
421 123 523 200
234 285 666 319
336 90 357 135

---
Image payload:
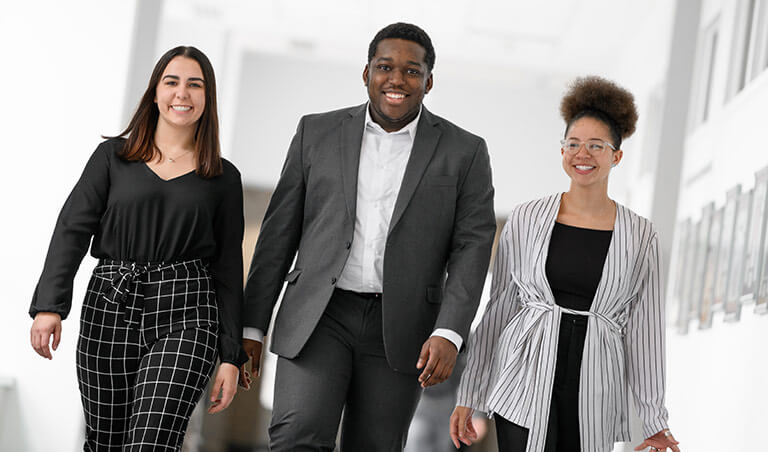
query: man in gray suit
240 22 495 451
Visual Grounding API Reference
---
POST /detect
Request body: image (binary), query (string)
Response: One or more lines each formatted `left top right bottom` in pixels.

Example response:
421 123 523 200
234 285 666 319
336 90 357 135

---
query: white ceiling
163 0 674 76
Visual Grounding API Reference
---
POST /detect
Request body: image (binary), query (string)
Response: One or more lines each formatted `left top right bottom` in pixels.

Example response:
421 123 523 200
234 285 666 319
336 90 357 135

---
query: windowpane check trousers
76 259 219 451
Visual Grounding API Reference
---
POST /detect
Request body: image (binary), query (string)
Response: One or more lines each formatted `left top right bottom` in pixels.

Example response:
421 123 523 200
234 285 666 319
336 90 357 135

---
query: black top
30 138 246 365
545 222 613 311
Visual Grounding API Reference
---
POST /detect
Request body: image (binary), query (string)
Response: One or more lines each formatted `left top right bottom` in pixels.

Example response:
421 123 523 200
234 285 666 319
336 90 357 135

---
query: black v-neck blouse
30 138 246 364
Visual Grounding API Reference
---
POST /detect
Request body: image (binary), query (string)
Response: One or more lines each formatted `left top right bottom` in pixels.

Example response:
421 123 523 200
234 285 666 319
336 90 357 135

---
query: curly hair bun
560 76 638 139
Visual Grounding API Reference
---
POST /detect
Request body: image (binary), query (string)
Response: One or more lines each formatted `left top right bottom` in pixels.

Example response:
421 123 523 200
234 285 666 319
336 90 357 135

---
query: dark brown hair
560 75 638 149
109 46 222 178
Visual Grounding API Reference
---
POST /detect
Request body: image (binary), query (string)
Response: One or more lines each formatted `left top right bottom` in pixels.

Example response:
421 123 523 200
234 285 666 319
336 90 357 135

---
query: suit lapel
340 104 367 221
388 107 442 235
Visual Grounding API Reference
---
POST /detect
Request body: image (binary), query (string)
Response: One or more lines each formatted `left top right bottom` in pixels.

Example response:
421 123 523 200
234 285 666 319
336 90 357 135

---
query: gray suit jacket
243 103 495 374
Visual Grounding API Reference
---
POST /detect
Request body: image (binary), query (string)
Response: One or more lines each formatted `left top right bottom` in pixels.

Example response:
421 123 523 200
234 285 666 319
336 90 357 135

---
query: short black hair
368 22 436 72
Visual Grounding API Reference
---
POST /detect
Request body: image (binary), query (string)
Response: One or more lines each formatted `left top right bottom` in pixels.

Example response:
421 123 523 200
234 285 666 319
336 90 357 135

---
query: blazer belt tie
521 299 625 337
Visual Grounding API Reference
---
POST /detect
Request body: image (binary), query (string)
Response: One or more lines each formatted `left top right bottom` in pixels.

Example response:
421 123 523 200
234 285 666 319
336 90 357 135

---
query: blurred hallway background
2 1 767 450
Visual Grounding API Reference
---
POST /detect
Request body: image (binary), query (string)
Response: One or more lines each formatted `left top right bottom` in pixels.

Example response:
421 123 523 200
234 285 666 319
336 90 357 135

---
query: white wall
663 0 768 450
228 51 367 188
0 1 136 450
604 0 676 218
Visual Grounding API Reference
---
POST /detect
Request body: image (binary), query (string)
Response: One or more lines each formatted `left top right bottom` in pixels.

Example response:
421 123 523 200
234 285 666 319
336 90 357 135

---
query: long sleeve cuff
642 417 670 440
431 328 463 351
243 327 265 342
219 335 249 366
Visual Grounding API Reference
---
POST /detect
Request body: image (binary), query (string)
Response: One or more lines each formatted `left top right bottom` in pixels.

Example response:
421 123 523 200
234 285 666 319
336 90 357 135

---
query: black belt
335 288 382 299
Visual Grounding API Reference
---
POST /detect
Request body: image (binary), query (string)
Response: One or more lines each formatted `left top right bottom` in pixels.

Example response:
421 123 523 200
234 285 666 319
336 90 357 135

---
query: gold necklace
163 150 193 164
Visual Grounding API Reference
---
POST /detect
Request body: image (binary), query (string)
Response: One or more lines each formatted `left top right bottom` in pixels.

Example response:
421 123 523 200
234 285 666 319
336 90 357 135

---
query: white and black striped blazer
457 193 669 452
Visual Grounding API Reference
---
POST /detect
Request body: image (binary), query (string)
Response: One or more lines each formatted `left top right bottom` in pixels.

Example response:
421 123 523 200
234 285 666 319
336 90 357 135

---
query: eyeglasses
560 138 616 155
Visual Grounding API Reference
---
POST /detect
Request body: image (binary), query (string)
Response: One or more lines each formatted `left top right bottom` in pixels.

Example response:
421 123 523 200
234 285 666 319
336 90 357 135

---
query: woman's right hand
450 405 478 449
30 312 62 360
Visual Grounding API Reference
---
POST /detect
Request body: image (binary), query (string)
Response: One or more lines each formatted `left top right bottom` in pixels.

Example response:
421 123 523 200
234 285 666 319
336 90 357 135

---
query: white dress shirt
245 105 462 350
336 106 420 292
457 194 669 452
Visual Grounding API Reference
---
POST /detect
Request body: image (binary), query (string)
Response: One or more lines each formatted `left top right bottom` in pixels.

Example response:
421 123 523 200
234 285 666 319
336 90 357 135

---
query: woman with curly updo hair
450 76 680 452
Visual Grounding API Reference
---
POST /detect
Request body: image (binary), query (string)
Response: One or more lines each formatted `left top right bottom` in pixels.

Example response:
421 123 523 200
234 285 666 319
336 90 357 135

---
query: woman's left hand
208 363 239 414
634 429 680 452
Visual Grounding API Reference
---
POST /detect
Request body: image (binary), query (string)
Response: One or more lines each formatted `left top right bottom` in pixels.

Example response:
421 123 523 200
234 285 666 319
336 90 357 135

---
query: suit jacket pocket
425 175 457 187
426 286 443 304
284 268 302 284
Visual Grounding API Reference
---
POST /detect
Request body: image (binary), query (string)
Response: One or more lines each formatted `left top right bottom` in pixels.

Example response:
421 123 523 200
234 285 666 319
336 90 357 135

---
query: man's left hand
416 336 458 388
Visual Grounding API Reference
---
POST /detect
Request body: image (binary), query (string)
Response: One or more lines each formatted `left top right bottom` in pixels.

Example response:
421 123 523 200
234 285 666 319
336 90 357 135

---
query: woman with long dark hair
29 46 246 450
450 76 681 452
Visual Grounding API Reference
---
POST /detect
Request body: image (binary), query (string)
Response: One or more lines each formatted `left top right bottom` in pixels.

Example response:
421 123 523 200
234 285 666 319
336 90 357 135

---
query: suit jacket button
345 241 351 249
331 277 337 285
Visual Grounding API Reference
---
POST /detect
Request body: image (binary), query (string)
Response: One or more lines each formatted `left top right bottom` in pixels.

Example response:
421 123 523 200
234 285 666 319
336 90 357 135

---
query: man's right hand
239 338 263 390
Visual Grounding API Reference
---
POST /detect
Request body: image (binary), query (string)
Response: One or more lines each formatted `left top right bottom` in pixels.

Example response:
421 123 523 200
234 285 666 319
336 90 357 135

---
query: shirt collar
364 102 422 140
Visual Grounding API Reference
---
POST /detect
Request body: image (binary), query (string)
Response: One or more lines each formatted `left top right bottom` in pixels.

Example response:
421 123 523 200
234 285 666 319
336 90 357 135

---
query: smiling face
363 38 433 132
154 56 206 131
561 116 623 189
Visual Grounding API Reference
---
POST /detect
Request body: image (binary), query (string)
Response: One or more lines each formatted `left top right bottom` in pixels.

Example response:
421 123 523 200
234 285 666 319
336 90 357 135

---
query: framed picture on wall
689 203 714 325
711 185 741 313
671 219 690 301
756 230 768 314
682 219 706 334
674 219 694 334
755 169 768 314
724 189 752 322
741 166 768 304
699 205 723 329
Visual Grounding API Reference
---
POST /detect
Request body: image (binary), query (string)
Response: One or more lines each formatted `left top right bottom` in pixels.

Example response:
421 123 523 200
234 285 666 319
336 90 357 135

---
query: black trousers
495 313 587 452
76 260 219 451
269 289 423 452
